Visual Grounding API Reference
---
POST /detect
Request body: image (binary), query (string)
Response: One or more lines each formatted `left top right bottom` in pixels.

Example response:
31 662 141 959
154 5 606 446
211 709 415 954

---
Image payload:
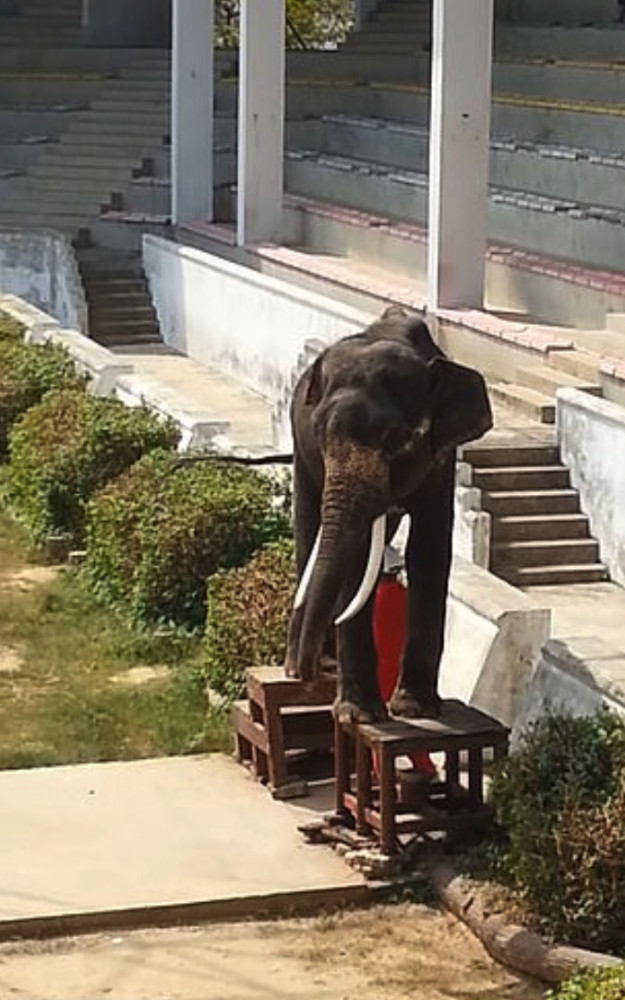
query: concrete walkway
0 755 365 939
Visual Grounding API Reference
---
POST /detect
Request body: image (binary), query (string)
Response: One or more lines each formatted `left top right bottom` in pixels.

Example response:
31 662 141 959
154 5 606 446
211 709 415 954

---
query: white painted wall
558 387 625 588
143 235 374 446
0 229 87 333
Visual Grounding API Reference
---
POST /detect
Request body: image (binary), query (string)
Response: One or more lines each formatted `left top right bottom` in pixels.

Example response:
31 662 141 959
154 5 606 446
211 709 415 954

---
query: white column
171 0 214 225
426 0 494 311
237 0 285 245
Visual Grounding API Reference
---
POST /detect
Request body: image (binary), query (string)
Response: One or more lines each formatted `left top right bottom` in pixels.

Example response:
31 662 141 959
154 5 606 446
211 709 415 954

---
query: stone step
89 305 156 324
493 537 601 568
29 160 133 179
461 443 559 467
86 290 150 310
547 348 602 381
488 383 555 424
91 318 161 338
498 563 609 587
287 115 625 213
286 149 625 273
92 329 162 347
493 513 591 542
473 464 570 492
482 489 581 517
516 363 602 398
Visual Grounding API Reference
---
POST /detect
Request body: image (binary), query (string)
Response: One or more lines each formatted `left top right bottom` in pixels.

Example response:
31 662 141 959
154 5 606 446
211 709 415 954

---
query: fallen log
428 858 622 985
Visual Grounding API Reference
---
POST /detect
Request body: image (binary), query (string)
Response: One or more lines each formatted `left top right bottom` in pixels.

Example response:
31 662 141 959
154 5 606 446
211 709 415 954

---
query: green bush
5 389 179 544
0 311 24 342
84 453 290 630
204 538 295 699
545 964 625 1000
0 341 81 458
491 711 625 952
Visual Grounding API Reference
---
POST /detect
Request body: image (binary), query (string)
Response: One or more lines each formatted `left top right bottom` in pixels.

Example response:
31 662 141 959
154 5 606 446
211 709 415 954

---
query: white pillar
237 0 285 245
427 0 493 311
171 0 214 225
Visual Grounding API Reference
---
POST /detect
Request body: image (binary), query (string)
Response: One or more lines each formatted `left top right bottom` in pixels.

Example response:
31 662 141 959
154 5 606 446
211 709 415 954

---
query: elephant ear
428 357 493 457
305 354 325 406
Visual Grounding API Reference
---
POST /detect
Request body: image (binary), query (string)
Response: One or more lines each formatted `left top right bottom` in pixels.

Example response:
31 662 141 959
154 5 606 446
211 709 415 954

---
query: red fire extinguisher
373 558 436 777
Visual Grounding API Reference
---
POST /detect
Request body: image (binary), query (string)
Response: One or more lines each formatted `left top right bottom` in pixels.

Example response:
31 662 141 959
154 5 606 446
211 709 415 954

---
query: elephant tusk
334 514 386 626
293 528 322 610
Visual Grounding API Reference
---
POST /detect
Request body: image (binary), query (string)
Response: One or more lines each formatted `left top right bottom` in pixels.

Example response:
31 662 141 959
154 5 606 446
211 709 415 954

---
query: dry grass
0 508 230 769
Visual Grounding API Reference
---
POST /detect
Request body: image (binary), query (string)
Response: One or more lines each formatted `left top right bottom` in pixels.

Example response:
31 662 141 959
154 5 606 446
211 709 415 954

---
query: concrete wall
82 0 171 47
442 557 551 729
143 235 374 448
513 638 625 744
0 229 88 334
557 387 625 588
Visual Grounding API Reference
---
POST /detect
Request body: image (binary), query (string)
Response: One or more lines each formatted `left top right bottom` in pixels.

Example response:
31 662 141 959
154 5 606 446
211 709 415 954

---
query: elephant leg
334 565 386 725
390 455 455 719
285 451 321 678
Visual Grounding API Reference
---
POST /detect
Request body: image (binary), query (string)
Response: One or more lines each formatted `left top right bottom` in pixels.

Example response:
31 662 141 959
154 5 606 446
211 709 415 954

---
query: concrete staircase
77 250 161 347
462 436 609 587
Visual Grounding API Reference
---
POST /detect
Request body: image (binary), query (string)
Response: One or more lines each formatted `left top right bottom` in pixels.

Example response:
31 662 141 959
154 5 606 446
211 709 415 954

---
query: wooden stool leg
468 747 483 807
334 720 351 818
355 733 372 836
379 746 396 855
265 701 287 790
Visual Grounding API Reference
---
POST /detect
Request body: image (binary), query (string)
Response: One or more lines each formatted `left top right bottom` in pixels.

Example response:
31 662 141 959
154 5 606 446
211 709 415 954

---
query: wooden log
428 858 622 985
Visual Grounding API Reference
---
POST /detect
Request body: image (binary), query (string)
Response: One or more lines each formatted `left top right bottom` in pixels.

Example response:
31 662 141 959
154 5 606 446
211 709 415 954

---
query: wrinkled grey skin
285 307 493 725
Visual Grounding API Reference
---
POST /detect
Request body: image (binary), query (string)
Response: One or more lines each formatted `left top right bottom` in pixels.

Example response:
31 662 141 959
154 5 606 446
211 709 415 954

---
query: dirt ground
0 904 545 1000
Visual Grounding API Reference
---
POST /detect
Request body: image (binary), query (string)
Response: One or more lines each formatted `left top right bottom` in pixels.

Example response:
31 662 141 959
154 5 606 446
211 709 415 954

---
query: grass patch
0 509 230 768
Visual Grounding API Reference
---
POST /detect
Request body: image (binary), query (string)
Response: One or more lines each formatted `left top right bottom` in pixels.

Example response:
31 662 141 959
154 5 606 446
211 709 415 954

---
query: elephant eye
381 427 410 455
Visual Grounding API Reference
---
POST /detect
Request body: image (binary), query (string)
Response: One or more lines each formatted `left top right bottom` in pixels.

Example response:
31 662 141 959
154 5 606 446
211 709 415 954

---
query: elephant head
291 312 493 682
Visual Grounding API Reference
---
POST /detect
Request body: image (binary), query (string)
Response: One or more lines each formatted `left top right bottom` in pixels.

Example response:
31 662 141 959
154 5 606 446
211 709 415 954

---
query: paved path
0 755 365 938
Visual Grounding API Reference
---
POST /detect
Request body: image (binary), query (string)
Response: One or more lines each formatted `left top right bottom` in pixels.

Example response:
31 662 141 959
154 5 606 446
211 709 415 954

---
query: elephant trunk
295 445 389 682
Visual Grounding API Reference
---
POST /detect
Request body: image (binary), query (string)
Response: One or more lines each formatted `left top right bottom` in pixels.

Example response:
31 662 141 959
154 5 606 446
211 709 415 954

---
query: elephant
284 306 493 725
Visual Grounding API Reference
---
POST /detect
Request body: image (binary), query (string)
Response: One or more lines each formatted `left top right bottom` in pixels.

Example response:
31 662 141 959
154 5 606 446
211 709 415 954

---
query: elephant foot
333 696 388 726
389 687 442 720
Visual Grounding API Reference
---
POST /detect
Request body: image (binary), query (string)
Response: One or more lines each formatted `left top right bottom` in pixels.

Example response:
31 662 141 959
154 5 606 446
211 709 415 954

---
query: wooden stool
233 666 336 797
335 699 509 854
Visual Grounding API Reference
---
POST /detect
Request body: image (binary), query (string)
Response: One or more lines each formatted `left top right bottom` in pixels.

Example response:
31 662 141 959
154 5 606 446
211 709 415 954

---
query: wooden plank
232 701 269 754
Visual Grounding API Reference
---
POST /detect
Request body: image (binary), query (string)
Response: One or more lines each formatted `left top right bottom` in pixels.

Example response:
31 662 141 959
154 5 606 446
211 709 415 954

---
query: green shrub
0 311 24 342
5 389 179 544
204 538 295 699
491 711 625 952
0 341 81 458
84 453 290 630
545 964 625 1000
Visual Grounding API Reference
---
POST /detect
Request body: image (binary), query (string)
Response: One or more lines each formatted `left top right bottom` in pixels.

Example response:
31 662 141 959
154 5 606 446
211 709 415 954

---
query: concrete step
499 562 609 587
493 537 601 568
473 465 570 492
281 79 625 154
89 299 156 320
286 149 625 273
493 512 592 542
65 120 169 138
91 318 161 338
516 363 602 397
92 329 162 347
0 77 111 104
547 348 602 381
482 489 581 516
461 443 559 467
287 115 625 212
488 383 556 424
